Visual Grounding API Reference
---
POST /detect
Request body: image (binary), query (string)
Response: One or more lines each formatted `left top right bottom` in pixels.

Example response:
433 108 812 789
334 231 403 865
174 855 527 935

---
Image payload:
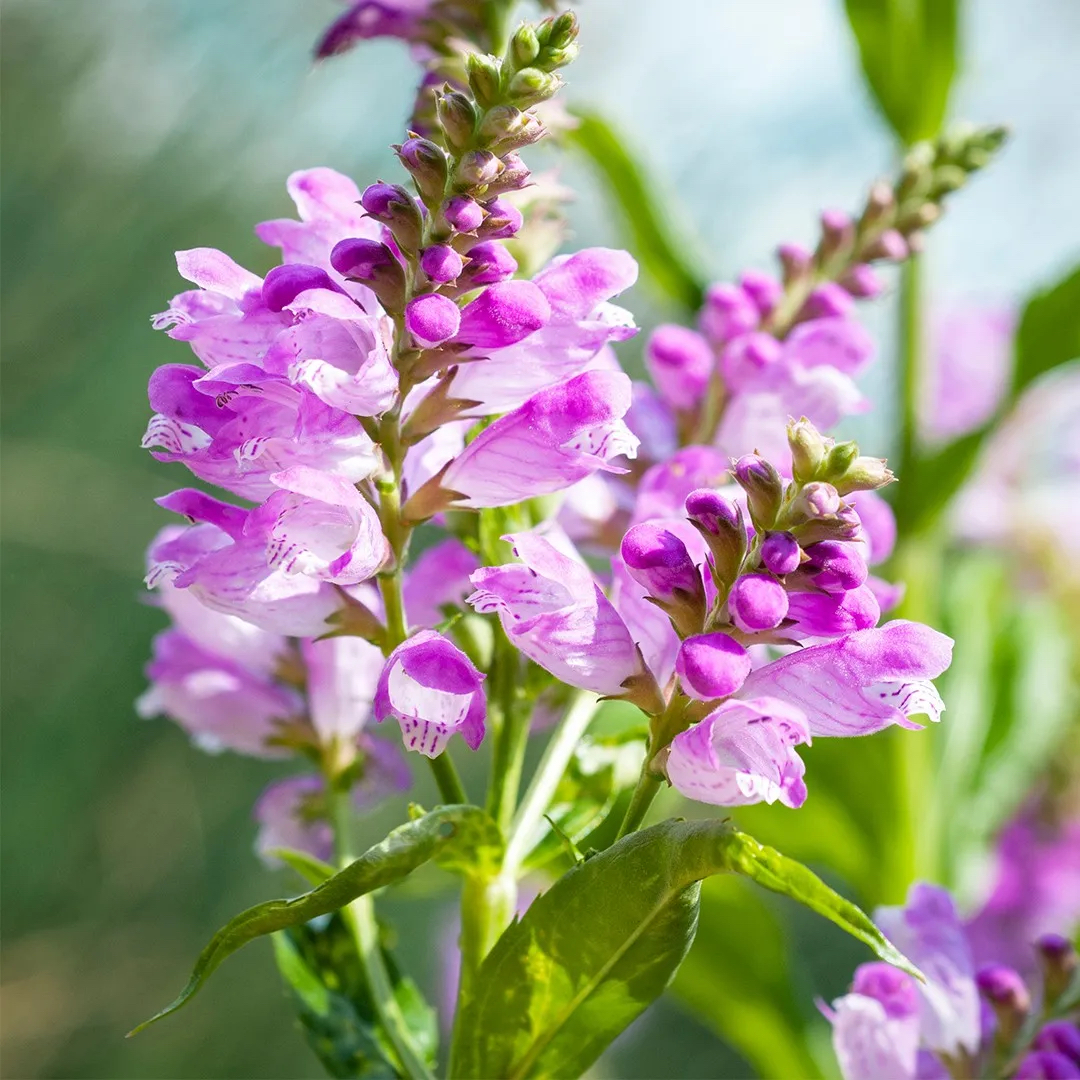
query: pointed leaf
844 0 958 144
130 805 494 1035
1012 262 1080 397
567 111 708 312
450 818 917 1079
269 846 337 887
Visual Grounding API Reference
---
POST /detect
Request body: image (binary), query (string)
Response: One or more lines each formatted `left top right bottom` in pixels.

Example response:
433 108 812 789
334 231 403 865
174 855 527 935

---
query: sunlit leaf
567 111 708 312
843 0 957 144
130 805 496 1035
450 818 917 1079
1012 262 1080 397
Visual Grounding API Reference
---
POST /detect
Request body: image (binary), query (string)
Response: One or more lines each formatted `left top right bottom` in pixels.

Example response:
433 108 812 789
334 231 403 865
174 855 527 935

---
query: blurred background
2 1 1078 1077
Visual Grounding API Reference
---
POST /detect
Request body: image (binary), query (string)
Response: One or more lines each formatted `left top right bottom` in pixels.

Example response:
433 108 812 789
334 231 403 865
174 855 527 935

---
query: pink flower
468 530 644 697
738 620 953 736
402 538 480 630
675 632 752 701
435 370 638 509
375 630 486 757
666 697 810 808
301 636 385 744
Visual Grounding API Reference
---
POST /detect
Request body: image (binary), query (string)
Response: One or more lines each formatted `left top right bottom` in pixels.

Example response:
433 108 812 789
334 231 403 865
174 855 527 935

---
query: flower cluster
827 882 1080 1080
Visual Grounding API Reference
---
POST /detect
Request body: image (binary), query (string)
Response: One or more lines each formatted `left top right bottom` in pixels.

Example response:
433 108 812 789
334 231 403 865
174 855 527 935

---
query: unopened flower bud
685 488 747 587
361 182 423 252
1015 1051 1080 1080
832 456 894 496
931 163 968 196
802 541 868 593
1036 933 1077 1006
841 263 884 298
819 209 855 258
330 238 406 310
479 105 544 154
437 91 479 151
792 504 861 545
461 240 518 285
824 440 860 479
733 454 784 529
477 196 524 239
621 523 707 638
508 67 563 108
511 24 541 66
397 137 449 202
466 52 502 108
542 11 579 52
728 573 788 634
456 149 504 189
777 242 812 284
788 417 828 483
699 283 759 344
761 531 801 575
977 965 1031 1045
800 282 854 320
1033 1021 1080 1067
676 632 751 701
861 180 896 227
420 244 463 284
261 264 335 312
901 202 943 231
865 228 908 262
484 152 531 194
792 481 840 520
739 270 783 316
646 324 714 411
456 280 550 349
720 332 782 391
405 293 461 348
444 195 484 233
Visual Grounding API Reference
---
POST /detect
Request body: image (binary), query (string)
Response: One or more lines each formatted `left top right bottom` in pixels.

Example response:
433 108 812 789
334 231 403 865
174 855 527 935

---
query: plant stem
503 691 598 875
429 749 469 805
328 787 434 1080
485 628 529 832
616 770 662 840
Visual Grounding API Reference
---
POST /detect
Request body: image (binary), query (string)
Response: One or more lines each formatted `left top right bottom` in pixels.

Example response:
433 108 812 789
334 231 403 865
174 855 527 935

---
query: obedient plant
128 3 1038 1077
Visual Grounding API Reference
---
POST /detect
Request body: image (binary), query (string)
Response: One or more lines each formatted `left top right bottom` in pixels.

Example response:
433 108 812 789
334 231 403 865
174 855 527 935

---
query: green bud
545 11 579 51
823 440 859 480
511 24 540 67
437 91 478 152
540 43 579 69
466 52 503 108
396 136 449 202
478 105 543 153
454 149 504 189
930 164 968 196
507 68 562 109
832 456 895 496
788 418 828 483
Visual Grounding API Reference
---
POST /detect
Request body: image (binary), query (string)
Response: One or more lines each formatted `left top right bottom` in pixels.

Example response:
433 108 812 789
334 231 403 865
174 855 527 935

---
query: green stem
503 691 599 875
897 255 922 519
328 788 434 1080
429 749 469 806
616 771 662 840
485 628 529 832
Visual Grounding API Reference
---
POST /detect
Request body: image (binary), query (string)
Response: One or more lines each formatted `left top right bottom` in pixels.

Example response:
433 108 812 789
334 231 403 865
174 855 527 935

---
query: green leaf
1012 263 1080 397
450 818 917 1079
129 805 495 1035
673 877 824 1080
566 111 708 312
270 846 337 887
843 0 958 144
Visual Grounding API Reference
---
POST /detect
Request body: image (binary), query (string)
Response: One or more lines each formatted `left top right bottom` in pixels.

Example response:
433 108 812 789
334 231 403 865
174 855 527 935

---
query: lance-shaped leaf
130 804 499 1035
844 0 957 145
1012 262 1080 397
449 818 918 1079
567 111 708 313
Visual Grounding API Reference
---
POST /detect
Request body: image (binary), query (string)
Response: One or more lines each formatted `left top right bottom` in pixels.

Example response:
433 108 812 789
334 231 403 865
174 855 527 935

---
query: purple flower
848 489 897 565
455 280 551 350
699 283 759 344
874 884 981 1056
1034 1023 1080 1068
761 531 801 575
738 620 952 736
375 630 486 757
436 370 638 509
1015 1052 1080 1080
675 633 752 700
620 523 705 605
402 537 480 630
784 585 881 640
302 636 385 744
449 248 638 414
632 446 732 524
666 697 810 808
406 293 461 347
829 963 921 1080
315 1 434 56
468 530 644 697
802 541 869 593
625 381 679 464
444 195 485 233
137 629 300 757
719 332 783 392
728 573 789 633
645 324 714 411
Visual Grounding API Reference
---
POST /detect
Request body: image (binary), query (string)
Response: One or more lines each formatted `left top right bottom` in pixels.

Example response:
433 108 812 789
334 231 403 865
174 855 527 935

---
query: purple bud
868 228 908 262
444 195 485 232
456 149 503 187
646 324 714 411
1037 933 1074 963
456 280 550 349
794 481 841 519
802 282 854 319
330 237 397 279
479 197 524 239
720 332 782 390
488 151 530 192
676 632 752 700
361 182 411 218
850 962 920 1020
842 263 885 298
1015 1051 1080 1080
803 540 868 592
739 270 783 316
733 454 784 527
1037 934 1078 1004
976 965 1031 1011
420 244 464 284
1035 1023 1080 1068
463 240 518 285
398 137 449 199
621 523 703 604
820 208 855 252
728 573 788 633
685 489 741 536
261 263 335 311
699 283 759 344
761 532 801 575
406 293 461 348
777 242 812 280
